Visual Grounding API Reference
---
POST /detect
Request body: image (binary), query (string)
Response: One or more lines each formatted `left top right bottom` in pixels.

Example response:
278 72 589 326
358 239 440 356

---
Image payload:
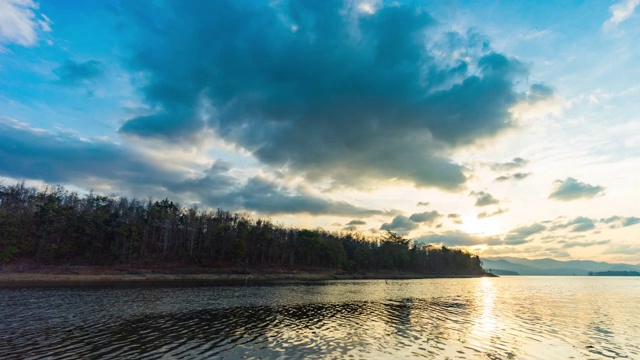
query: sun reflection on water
467 277 500 351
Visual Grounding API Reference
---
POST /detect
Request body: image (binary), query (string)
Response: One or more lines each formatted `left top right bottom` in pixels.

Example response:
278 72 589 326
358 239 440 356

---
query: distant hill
481 257 640 276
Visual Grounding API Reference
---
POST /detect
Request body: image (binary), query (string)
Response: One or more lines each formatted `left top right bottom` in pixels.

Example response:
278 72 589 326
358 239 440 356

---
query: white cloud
603 0 640 32
0 0 51 48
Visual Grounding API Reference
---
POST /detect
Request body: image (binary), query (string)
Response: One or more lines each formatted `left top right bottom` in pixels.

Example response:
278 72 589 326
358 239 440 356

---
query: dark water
1 277 639 359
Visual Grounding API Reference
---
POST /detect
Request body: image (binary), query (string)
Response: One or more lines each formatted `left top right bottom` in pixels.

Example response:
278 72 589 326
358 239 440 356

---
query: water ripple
1 277 639 359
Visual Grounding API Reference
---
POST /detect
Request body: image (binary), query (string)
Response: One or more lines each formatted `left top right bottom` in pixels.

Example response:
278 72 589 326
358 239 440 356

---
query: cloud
601 215 622 224
494 172 530 182
548 177 605 201
230 177 389 216
0 117 167 187
603 243 640 255
53 60 104 86
567 217 596 232
380 210 441 234
504 223 546 245
622 217 640 227
490 157 528 171
380 215 418 234
170 172 393 217
447 213 463 224
561 239 610 249
513 172 531 180
603 0 640 31
477 208 508 219
601 215 640 228
344 219 367 231
165 160 240 199
551 216 596 233
417 201 430 207
416 231 501 247
545 215 639 234
471 191 500 206
116 1 550 190
0 117 390 218
346 219 367 226
409 210 441 224
0 0 51 48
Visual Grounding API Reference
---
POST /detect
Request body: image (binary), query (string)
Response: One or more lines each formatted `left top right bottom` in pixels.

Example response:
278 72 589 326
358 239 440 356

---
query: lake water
1 277 639 359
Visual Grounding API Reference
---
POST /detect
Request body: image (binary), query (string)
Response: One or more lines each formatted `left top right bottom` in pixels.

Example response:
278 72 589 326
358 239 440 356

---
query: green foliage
0 182 484 274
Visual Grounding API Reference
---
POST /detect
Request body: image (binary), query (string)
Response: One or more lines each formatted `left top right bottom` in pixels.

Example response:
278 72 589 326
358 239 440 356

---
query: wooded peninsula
0 182 490 285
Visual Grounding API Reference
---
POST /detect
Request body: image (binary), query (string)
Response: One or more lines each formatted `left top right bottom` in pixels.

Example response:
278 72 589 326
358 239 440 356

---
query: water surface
1 277 639 359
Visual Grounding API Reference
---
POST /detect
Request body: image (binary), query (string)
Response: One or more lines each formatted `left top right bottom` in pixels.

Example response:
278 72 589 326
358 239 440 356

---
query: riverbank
0 264 495 287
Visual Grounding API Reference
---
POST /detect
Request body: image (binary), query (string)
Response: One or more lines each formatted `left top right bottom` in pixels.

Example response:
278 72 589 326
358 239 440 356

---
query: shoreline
0 267 495 288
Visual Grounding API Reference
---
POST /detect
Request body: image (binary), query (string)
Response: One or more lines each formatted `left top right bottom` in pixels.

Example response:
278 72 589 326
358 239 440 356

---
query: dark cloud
470 191 500 206
380 215 418 234
344 219 366 231
416 231 501 247
380 210 440 234
527 84 554 101
490 157 528 171
235 177 386 216
171 174 393 217
549 177 605 201
494 172 531 182
504 223 546 245
0 118 389 218
477 208 508 219
167 161 239 196
53 60 104 86
117 1 549 189
0 117 166 187
346 219 367 226
409 210 441 224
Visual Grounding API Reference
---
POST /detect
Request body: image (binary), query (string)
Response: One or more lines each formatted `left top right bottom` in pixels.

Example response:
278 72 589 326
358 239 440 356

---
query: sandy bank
0 266 495 287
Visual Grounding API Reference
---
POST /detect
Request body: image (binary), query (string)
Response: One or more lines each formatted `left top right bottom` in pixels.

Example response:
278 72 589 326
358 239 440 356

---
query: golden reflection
468 277 499 350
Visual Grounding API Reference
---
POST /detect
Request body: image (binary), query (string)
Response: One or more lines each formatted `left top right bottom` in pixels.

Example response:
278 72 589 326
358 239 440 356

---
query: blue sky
1 0 639 262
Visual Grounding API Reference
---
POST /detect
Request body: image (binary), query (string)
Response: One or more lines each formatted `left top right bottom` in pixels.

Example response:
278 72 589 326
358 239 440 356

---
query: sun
459 215 504 236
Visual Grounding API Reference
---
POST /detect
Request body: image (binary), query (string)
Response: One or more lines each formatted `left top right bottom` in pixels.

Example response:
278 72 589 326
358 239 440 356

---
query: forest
0 182 485 275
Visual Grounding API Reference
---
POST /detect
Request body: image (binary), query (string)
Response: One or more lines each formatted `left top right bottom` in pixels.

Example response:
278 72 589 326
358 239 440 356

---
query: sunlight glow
459 216 504 236
358 2 375 14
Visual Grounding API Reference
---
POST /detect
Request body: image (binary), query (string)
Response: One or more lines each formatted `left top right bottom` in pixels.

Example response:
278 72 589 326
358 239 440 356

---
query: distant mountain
481 257 640 276
481 259 540 275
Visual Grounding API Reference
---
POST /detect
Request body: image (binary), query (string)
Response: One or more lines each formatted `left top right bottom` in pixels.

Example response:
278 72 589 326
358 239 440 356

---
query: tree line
588 271 640 276
0 182 484 274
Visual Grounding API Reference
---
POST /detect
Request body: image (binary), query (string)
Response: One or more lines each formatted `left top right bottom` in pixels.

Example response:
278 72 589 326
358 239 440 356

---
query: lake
1 277 639 359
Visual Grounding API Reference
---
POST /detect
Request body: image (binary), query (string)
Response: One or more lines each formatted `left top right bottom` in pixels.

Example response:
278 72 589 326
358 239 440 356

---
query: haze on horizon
1 0 639 263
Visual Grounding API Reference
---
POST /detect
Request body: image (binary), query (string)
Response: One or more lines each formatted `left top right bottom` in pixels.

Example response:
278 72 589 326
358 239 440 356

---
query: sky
1 0 639 263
